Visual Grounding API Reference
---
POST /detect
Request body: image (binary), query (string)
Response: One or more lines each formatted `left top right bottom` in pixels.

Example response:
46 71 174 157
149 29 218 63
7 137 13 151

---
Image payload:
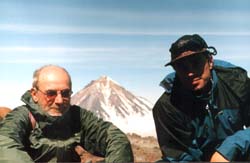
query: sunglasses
37 88 73 99
173 53 208 70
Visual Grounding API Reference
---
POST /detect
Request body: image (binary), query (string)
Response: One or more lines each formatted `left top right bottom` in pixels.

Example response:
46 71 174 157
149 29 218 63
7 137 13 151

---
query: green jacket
153 61 250 161
0 91 134 163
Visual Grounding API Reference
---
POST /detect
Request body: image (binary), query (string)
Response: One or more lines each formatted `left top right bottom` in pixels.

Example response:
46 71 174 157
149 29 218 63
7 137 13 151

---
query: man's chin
47 107 70 116
48 112 63 116
192 86 205 95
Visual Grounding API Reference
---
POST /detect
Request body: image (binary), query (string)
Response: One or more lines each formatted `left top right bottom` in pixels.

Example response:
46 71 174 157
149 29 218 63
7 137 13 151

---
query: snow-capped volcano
71 76 156 136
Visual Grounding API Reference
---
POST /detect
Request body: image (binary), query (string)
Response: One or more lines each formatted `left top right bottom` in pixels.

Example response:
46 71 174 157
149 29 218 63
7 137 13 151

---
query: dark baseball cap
165 34 217 66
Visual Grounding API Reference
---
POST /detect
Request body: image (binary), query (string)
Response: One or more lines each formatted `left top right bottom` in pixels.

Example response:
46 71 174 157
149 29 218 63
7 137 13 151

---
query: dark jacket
0 91 134 163
153 61 250 161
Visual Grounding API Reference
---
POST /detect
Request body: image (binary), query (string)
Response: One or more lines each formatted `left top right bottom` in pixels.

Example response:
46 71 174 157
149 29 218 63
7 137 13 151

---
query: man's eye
46 90 57 96
61 90 71 97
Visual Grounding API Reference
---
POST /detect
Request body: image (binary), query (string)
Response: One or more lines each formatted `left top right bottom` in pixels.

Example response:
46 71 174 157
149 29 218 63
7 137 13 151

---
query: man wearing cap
153 34 250 162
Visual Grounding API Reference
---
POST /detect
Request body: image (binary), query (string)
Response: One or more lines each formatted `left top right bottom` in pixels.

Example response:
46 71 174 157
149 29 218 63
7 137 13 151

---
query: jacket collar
160 69 218 102
21 90 71 128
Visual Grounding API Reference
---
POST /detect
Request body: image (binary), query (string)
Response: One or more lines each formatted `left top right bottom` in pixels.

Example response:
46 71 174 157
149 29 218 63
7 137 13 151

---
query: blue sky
1 0 250 108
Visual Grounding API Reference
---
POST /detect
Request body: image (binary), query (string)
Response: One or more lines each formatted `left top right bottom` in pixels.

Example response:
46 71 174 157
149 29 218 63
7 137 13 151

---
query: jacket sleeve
216 128 250 161
78 107 134 163
153 93 202 161
0 107 34 163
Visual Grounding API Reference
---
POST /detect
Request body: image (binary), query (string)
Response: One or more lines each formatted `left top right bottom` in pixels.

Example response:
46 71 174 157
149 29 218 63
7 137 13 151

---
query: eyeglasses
36 88 73 99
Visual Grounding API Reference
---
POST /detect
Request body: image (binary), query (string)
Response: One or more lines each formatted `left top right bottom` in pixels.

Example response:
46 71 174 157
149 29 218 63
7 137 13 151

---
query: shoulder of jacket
214 65 250 102
214 64 246 71
214 65 248 80
3 105 31 127
12 105 30 115
70 105 95 119
153 92 172 111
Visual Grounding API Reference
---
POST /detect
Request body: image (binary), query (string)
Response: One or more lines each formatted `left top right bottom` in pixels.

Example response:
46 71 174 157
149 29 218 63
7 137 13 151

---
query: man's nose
187 72 195 77
184 63 196 76
54 93 63 103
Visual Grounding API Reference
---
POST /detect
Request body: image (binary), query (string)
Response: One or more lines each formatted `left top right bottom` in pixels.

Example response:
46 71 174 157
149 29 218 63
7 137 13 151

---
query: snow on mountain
71 76 156 137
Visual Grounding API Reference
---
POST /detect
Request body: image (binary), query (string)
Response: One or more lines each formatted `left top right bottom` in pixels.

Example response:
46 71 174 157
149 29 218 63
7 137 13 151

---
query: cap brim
164 62 172 67
164 49 207 67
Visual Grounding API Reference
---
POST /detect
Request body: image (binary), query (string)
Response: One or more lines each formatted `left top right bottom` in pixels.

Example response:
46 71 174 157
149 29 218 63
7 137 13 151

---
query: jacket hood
21 90 71 129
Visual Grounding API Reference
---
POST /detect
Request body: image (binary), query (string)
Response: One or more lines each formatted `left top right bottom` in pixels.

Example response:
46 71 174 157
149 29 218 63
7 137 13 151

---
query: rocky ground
127 133 162 162
80 133 162 163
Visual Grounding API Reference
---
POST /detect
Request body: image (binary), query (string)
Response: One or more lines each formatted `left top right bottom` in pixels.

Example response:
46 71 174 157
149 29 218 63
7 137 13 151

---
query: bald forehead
39 65 68 75
35 65 72 88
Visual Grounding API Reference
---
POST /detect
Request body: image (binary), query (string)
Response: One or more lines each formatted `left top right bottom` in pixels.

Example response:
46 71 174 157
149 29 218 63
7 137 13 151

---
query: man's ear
30 88 38 103
208 56 214 70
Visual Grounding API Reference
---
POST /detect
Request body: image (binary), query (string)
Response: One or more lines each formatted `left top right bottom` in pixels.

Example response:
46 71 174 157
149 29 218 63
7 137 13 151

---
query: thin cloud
0 46 165 54
0 46 166 68
1 24 250 36
0 46 120 53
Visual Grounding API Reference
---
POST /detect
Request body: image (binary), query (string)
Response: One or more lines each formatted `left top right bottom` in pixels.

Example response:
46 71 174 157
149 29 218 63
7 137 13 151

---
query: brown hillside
80 133 162 163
